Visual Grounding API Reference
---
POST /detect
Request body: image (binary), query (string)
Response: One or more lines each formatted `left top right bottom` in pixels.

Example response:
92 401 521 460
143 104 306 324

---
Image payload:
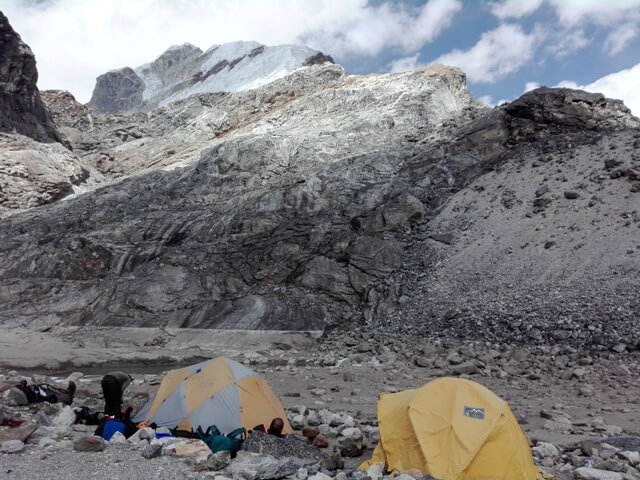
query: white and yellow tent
133 357 292 435
360 377 539 480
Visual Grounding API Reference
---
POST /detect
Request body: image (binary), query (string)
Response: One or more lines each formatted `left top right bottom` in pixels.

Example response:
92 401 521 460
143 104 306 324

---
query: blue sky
3 0 640 113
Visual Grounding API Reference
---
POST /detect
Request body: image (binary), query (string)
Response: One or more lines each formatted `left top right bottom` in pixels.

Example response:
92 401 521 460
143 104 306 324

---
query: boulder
618 451 640 466
207 450 231 471
260 456 308 480
291 415 306 430
225 451 279 480
0 423 38 442
73 435 106 452
0 439 25 453
109 431 127 443
142 443 162 459
308 473 332 480
574 467 623 480
366 463 384 480
532 442 560 459
337 427 363 457
302 427 319 440
313 435 329 449
2 387 28 406
452 361 478 375
162 438 211 464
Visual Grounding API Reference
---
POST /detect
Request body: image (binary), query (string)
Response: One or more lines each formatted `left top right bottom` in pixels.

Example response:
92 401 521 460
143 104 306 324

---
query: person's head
268 417 284 436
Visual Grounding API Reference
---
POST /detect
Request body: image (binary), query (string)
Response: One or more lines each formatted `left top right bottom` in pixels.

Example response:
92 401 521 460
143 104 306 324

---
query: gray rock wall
0 12 62 143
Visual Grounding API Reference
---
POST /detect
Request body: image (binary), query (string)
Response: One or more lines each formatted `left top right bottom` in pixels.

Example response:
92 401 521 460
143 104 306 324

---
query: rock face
0 62 482 331
0 12 62 143
87 41 334 113
1 16 639 346
0 17 100 218
0 132 104 219
86 67 145 114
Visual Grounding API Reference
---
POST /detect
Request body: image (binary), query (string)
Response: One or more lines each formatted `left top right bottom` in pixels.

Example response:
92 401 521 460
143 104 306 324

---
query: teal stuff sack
197 425 245 458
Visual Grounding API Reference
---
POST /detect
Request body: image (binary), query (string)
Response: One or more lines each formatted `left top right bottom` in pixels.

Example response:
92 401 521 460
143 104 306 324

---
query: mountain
0 13 104 219
1 13 639 350
87 41 334 114
0 11 63 143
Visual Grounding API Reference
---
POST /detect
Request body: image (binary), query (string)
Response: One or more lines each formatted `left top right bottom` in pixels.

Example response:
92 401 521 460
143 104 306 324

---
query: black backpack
75 407 102 425
15 381 41 403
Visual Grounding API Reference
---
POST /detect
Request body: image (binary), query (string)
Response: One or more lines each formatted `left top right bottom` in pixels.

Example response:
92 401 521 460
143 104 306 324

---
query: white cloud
432 24 540 83
555 80 579 89
604 22 639 55
548 0 640 27
388 54 420 73
1 0 462 102
523 81 540 93
489 0 544 19
478 95 493 106
557 63 640 115
546 29 590 58
489 0 640 25
300 0 462 57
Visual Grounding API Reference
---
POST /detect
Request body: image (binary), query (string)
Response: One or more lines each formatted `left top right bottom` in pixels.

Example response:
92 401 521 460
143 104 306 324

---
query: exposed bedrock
0 12 63 143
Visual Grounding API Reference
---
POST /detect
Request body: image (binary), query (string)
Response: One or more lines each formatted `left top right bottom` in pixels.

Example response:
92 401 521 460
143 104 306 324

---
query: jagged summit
87 40 334 114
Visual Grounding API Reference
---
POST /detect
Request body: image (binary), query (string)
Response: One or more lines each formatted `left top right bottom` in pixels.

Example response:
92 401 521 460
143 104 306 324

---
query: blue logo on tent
196 368 202 373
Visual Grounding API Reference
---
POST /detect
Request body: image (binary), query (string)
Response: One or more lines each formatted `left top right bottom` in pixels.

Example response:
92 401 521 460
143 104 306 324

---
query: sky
3 0 640 115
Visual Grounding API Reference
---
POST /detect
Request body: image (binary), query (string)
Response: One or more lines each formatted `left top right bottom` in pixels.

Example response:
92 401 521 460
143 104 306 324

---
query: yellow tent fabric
360 378 539 480
133 357 292 435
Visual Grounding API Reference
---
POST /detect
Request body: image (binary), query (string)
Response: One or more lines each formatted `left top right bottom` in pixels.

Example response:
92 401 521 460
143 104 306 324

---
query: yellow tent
360 378 539 480
133 357 292 435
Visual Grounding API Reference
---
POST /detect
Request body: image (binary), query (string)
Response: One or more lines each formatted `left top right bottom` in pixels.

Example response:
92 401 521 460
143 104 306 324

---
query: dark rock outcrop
303 52 334 66
505 87 638 130
86 67 145 114
0 12 62 143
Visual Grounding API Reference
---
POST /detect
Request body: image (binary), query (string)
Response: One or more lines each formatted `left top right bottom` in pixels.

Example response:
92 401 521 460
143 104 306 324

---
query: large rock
0 12 62 143
207 450 232 471
73 435 105 452
162 438 211 464
505 87 638 130
260 457 309 480
0 439 25 453
337 427 363 457
2 386 28 405
225 451 280 480
574 467 623 480
241 431 325 462
0 424 38 442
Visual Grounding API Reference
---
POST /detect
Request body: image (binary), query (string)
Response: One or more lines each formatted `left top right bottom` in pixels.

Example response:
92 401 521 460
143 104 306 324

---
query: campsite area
1 326 639 479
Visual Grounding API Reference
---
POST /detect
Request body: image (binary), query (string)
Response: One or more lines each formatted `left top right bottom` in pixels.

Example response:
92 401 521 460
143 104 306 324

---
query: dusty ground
2 325 638 450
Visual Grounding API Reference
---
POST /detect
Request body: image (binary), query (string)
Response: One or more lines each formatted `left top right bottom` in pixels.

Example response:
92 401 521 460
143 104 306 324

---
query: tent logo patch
464 406 485 420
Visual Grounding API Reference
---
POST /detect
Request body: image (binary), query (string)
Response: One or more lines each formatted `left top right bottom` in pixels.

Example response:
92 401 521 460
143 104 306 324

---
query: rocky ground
1 329 640 479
